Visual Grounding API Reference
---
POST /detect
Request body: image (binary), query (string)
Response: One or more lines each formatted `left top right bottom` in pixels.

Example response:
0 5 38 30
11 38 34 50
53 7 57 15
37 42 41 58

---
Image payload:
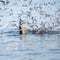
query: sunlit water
0 29 60 60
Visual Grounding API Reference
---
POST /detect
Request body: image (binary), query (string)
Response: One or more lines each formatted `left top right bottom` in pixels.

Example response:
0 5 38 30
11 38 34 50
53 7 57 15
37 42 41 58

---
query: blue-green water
0 29 60 60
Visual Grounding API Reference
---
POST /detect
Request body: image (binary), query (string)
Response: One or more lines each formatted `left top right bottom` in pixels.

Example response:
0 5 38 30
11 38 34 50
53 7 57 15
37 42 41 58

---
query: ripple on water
0 29 60 60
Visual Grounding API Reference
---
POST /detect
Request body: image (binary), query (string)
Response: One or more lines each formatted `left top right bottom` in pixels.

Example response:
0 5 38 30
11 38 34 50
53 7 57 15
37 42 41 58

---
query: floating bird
21 11 31 18
24 0 27 1
26 11 31 17
22 5 28 7
39 5 42 9
29 0 32 5
13 2 18 5
29 7 33 11
45 14 50 18
57 8 60 12
4 8 7 11
48 2 54 5
48 2 51 4
18 0 20 1
12 21 16 22
6 0 9 5
34 6 38 11
50 3 54 5
44 3 48 6
0 15 4 17
9 9 13 15
0 19 1 21
0 8 1 10
0 0 5 5
54 1 56 5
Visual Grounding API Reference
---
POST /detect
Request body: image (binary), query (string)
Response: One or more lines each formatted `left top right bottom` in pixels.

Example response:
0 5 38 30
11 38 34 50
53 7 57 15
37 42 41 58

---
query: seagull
0 19 1 21
6 0 9 5
29 0 32 5
0 0 5 5
39 5 42 9
22 5 28 7
29 7 33 11
24 0 27 1
54 1 56 5
44 3 47 6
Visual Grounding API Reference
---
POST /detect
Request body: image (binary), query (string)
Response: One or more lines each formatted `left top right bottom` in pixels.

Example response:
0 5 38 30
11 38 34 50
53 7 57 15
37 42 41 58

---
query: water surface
0 29 60 60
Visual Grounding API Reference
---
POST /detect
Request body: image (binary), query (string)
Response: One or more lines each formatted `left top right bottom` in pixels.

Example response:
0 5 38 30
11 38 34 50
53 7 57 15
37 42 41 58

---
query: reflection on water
0 29 60 60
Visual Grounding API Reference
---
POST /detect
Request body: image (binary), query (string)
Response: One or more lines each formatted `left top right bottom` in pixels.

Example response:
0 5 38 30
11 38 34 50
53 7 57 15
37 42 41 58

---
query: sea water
0 29 60 60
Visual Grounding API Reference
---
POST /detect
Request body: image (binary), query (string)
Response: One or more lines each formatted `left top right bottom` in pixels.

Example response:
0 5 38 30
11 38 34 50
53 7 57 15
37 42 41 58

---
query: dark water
0 29 60 60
